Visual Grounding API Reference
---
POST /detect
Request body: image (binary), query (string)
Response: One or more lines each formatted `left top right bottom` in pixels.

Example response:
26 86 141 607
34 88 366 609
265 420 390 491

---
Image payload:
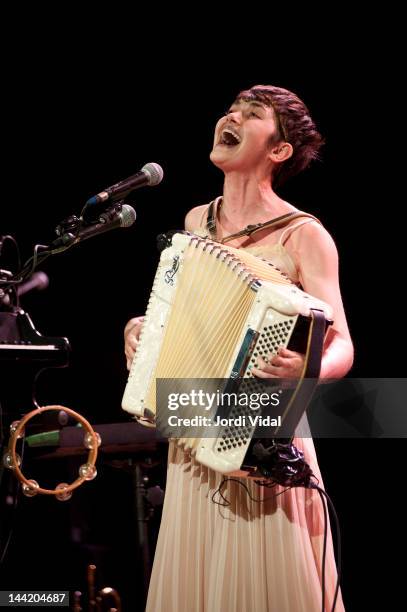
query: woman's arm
252 222 354 380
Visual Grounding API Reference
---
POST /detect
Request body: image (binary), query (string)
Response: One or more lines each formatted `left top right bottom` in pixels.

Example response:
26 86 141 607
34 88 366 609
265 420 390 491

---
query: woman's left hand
251 346 305 379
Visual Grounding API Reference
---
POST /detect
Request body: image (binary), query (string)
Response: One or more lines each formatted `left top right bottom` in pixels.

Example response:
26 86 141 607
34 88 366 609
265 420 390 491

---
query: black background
0 14 404 611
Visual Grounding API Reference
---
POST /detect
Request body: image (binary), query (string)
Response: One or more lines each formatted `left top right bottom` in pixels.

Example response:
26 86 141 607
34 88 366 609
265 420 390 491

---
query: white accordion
122 232 332 475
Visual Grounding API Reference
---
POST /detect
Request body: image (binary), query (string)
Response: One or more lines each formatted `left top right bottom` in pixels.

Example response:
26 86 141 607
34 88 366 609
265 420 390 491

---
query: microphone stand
0 201 135 297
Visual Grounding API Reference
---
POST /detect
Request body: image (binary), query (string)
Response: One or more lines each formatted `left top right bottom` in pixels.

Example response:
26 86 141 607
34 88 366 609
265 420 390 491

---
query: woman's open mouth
218 127 242 147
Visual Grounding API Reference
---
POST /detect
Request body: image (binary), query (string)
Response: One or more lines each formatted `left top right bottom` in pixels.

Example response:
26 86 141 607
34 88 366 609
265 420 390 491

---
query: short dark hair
236 84 325 187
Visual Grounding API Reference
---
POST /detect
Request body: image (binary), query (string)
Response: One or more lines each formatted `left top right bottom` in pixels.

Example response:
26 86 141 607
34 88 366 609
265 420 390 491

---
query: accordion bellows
122 233 332 473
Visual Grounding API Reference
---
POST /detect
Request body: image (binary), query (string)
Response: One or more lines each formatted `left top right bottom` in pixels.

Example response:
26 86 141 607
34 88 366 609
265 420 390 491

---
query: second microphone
85 162 164 207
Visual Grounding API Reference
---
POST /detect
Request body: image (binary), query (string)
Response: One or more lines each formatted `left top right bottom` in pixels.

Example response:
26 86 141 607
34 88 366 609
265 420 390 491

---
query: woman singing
125 84 353 611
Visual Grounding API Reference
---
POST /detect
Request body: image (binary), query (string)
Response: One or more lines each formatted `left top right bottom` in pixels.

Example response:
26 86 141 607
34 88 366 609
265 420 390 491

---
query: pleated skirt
145 437 345 612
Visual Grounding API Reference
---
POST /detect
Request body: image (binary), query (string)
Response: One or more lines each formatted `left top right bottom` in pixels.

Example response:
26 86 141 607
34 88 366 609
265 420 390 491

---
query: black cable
211 476 292 506
316 486 328 612
9 244 52 285
0 235 21 273
0 240 74 288
211 471 342 612
311 484 342 612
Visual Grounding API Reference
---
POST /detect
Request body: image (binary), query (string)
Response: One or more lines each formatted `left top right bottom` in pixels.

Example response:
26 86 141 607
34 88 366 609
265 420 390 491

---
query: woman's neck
220 174 296 230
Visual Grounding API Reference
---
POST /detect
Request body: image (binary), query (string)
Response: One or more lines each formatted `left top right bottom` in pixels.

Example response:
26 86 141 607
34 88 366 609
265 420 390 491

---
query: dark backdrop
0 20 403 612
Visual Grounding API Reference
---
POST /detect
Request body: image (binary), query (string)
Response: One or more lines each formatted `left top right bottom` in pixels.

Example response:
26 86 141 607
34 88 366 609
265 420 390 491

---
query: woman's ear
269 142 293 164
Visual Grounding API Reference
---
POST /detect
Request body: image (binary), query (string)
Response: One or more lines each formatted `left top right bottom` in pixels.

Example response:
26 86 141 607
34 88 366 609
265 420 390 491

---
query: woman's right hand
124 316 145 370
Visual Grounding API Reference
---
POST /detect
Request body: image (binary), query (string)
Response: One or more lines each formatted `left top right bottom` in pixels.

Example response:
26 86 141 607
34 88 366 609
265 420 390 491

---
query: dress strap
279 218 319 246
198 205 209 229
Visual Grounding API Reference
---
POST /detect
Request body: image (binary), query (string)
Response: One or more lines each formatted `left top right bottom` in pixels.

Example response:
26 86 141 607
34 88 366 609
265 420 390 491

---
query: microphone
17 271 49 297
0 271 49 305
85 162 163 207
52 204 136 248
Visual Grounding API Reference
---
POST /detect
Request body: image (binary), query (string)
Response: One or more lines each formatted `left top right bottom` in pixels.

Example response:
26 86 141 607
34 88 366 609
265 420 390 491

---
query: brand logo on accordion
164 256 180 285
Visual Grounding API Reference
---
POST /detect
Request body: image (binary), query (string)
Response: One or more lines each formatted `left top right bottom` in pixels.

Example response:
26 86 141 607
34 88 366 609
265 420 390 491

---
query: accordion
122 232 332 476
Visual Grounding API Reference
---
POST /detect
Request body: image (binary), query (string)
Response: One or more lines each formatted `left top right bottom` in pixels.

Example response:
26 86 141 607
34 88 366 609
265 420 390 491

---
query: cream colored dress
145 223 345 612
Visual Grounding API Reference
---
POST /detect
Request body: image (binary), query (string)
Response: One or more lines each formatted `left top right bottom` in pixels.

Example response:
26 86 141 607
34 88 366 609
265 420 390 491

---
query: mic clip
54 200 125 240
55 214 82 239
52 202 126 249
97 202 124 224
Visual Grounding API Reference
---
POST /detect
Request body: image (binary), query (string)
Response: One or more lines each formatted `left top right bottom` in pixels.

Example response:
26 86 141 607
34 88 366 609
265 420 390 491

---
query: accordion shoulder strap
205 196 321 244
205 197 221 236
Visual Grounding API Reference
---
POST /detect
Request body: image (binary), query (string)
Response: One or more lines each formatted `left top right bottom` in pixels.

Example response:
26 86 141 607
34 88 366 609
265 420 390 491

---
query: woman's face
210 98 282 174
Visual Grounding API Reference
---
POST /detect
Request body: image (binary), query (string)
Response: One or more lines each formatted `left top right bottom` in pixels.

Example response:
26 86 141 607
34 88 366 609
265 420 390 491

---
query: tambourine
3 405 101 501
